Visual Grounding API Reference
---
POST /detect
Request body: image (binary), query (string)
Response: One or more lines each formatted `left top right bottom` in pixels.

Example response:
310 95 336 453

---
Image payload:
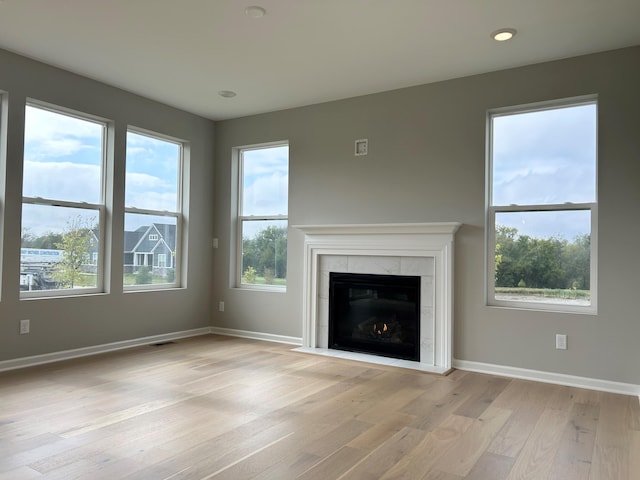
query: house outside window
487 97 597 313
124 129 183 289
20 102 107 296
237 143 288 289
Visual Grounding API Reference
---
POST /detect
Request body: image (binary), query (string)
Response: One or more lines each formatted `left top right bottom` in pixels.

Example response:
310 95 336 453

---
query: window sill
235 284 287 293
488 299 597 316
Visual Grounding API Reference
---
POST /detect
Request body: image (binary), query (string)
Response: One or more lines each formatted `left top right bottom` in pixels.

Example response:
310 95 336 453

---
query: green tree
242 225 287 282
562 234 590 289
136 266 152 285
21 229 64 249
495 225 590 290
52 217 94 288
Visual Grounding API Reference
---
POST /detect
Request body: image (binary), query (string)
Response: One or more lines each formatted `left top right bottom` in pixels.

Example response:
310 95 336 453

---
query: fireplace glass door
328 272 420 361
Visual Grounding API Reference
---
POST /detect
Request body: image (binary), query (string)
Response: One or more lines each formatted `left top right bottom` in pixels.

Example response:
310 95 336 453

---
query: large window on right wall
487 96 598 313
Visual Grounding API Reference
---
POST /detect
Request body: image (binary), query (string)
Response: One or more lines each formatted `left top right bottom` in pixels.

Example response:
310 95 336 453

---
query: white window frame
236 141 288 291
0 92 6 300
124 127 184 291
21 101 108 298
486 96 598 314
149 234 159 241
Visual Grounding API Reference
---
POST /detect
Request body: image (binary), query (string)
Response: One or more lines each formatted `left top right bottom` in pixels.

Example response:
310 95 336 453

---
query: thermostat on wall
354 139 368 156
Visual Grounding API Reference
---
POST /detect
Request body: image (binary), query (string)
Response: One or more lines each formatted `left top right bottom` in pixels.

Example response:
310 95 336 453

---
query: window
0 92 6 298
487 98 597 312
124 129 183 289
237 143 288 289
21 103 106 296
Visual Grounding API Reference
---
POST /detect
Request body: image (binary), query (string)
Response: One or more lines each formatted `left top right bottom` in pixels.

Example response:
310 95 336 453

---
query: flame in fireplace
373 323 388 336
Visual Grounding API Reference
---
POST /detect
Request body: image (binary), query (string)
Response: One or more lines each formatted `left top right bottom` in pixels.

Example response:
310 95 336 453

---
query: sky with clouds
491 102 596 240
240 144 289 239
242 145 289 216
21 102 593 244
22 106 180 238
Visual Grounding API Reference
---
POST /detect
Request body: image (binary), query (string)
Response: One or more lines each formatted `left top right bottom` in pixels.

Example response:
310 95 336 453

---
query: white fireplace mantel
294 222 461 374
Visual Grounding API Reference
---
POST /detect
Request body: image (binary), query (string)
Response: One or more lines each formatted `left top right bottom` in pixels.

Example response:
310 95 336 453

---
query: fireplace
294 222 460 374
329 272 420 361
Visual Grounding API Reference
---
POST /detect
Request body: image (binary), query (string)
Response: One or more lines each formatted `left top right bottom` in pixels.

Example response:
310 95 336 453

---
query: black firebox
328 272 420 361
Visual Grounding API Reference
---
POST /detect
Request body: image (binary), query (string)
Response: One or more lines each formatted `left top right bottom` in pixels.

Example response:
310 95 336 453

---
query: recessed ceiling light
491 28 517 42
245 6 266 18
218 90 237 98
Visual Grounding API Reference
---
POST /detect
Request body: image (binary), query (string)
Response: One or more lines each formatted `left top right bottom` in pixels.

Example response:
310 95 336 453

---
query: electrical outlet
218 301 225 312
555 334 567 350
212 238 219 249
20 319 30 335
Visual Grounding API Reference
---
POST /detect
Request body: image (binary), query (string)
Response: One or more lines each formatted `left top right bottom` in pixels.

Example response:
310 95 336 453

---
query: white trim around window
486 96 598 314
21 101 109 298
235 141 289 291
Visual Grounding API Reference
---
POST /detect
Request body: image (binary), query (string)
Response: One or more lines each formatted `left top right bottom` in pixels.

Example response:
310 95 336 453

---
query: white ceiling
0 0 638 121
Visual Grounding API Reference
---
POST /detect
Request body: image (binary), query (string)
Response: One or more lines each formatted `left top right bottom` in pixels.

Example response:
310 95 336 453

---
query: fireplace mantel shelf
295 222 461 374
294 222 461 236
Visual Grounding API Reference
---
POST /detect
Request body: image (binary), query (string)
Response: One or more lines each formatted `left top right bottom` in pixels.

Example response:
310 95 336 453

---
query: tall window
124 129 183 289
487 98 597 312
0 92 6 298
238 143 288 289
21 103 106 296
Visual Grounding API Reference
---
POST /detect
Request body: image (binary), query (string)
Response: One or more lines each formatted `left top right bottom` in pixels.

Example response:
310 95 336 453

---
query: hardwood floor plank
433 406 512 477
295 446 368 480
505 407 571 480
488 381 554 458
464 451 515 480
589 393 633 480
338 426 428 480
0 466 42 479
347 412 416 451
453 376 511 419
547 402 599 480
405 374 490 432
421 470 463 480
629 429 640 478
378 414 475 480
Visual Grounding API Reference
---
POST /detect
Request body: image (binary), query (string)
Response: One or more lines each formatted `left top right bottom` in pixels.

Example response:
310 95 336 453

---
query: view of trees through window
489 99 597 309
239 144 288 287
241 222 287 286
494 225 591 304
22 214 98 290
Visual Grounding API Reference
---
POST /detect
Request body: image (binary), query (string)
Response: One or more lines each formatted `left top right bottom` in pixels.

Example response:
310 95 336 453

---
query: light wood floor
1 335 638 479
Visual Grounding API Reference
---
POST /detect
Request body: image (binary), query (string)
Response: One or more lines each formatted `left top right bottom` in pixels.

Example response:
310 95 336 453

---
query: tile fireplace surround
294 223 461 374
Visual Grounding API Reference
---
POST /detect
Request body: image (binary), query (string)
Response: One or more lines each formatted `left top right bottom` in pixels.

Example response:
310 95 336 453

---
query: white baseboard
453 358 640 397
209 326 302 346
0 327 212 372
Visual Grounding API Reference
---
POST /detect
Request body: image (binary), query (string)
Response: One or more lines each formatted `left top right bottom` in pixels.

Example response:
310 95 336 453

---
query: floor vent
149 341 176 347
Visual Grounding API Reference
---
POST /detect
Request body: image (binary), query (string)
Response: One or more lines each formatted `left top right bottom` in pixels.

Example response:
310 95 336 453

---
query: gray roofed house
124 223 176 276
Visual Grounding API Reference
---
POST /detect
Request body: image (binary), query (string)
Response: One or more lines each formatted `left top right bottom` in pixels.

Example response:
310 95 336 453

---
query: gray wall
0 49 215 362
212 46 640 385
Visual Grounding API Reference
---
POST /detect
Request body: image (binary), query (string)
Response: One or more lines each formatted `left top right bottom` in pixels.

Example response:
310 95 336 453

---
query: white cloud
22 203 98 237
23 161 101 203
125 172 177 210
492 103 596 207
243 172 288 216
25 105 103 160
